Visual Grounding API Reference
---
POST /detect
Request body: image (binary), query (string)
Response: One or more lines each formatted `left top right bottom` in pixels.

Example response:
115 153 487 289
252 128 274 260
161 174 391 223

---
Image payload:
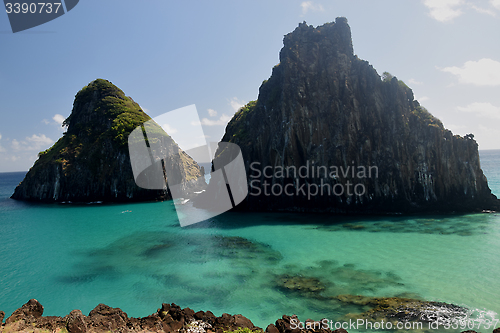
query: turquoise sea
1 150 500 332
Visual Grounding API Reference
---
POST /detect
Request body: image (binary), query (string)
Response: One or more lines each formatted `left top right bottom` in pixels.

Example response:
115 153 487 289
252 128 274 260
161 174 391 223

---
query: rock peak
281 17 354 64
11 79 204 203
216 19 500 214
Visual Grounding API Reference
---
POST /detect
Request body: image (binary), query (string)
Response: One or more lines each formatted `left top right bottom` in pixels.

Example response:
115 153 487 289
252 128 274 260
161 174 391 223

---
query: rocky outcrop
11 79 204 203
211 18 500 214
0 299 496 333
0 299 262 333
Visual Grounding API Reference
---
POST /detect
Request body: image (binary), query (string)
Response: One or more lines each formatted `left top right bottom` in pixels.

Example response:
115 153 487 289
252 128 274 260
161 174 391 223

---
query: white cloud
0 133 5 153
53 114 65 125
470 4 496 16
491 0 500 9
423 0 464 22
458 102 500 119
162 123 178 134
207 108 218 117
408 78 423 85
42 119 50 125
424 0 500 22
11 134 54 151
441 58 500 86
190 119 201 126
229 97 246 113
300 1 324 14
200 114 232 126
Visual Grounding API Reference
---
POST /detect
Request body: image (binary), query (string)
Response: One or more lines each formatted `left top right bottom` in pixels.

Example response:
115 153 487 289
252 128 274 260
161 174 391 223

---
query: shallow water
0 150 499 332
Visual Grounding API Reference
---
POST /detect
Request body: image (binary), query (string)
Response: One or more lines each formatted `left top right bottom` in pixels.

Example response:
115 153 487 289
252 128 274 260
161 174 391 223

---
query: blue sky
1 0 500 172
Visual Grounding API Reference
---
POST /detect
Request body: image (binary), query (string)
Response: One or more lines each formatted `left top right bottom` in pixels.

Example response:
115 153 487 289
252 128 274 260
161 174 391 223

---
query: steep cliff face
217 18 499 213
11 79 204 203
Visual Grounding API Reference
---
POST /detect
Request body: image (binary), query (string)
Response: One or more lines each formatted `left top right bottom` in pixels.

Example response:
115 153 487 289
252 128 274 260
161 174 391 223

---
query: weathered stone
232 314 256 329
0 310 4 323
5 299 44 324
139 314 161 331
66 309 87 333
275 315 301 333
87 303 128 331
338 294 468 327
199 18 500 215
194 311 206 320
11 79 205 203
266 323 280 333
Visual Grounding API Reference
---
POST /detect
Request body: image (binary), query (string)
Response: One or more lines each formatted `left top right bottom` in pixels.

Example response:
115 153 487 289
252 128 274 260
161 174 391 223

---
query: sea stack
209 18 500 214
11 79 204 202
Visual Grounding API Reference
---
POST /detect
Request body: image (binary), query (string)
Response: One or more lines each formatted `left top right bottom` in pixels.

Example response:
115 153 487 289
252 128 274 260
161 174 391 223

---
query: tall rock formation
212 18 500 213
11 79 204 202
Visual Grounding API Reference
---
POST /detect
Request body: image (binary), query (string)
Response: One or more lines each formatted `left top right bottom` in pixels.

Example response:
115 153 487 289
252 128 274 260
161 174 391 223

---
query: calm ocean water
1 150 500 331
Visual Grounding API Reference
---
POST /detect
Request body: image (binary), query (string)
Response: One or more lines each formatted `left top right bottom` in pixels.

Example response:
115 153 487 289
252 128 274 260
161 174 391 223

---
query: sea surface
1 150 500 332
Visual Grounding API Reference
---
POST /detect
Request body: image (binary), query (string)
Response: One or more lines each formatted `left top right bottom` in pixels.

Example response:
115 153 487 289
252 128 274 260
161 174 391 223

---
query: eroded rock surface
11 79 204 203
206 18 500 214
0 299 496 333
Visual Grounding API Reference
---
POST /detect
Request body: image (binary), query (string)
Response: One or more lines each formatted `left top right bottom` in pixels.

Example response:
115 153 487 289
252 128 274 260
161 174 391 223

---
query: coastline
1 299 499 333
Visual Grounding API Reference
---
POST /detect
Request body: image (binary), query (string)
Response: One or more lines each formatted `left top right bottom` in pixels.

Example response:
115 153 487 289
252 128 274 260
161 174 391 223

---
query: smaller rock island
11 79 203 203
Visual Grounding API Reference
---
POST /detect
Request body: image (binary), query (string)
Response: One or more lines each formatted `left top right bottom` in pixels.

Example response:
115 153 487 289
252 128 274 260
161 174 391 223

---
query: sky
1 0 500 172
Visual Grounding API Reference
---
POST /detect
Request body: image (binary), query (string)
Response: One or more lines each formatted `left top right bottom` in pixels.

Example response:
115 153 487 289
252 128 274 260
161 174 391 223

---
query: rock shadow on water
190 235 283 264
315 214 497 236
56 230 283 307
56 264 118 284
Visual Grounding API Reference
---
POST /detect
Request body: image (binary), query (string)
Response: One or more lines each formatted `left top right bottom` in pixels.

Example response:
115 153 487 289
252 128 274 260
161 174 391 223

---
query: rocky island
204 17 500 214
11 79 204 203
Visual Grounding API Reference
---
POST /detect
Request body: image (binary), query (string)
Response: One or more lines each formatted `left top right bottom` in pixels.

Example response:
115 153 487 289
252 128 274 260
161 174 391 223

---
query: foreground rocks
1 299 498 333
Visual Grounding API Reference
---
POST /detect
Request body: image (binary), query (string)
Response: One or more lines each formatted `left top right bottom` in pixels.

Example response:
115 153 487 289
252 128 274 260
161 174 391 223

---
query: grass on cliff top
64 79 153 147
33 79 199 179
411 106 444 129
33 79 156 175
225 100 257 143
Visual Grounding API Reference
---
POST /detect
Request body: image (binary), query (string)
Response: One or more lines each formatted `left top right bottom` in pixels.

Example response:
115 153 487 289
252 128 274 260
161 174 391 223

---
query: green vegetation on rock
411 105 444 129
225 100 257 143
224 328 262 333
13 78 205 202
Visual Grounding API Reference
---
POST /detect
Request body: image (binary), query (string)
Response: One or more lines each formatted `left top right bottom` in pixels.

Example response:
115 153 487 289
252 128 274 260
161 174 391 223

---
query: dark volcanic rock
5 299 44 324
66 309 88 333
3 299 498 333
11 79 204 203
207 17 500 214
87 303 128 331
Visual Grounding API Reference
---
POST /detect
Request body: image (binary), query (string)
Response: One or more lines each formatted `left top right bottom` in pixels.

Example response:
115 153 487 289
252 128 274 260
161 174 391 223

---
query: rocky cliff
11 79 204 203
212 18 500 214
